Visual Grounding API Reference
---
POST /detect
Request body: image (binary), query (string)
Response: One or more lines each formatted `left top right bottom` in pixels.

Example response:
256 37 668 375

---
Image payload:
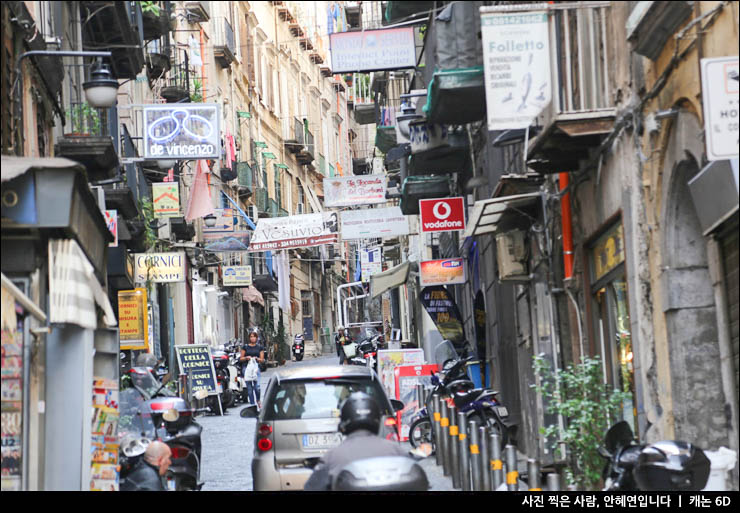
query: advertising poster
143 103 220 160
481 11 552 130
134 252 186 283
340 206 410 240
330 27 417 73
419 258 466 287
203 231 251 252
152 182 180 218
175 345 219 396
324 175 387 207
360 247 383 283
248 212 339 252
394 364 438 442
222 265 252 287
118 288 149 351
420 286 466 346
377 349 425 400
104 210 118 248
1 285 23 491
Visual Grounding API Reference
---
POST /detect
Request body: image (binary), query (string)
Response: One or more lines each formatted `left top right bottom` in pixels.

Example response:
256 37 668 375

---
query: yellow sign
591 223 624 281
134 252 186 283
118 288 149 351
152 182 180 218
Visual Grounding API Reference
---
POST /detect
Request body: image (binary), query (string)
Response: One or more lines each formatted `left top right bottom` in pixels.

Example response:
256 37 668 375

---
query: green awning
237 111 252 119
262 152 277 159
384 1 435 24
423 67 486 125
274 163 289 169
254 141 267 148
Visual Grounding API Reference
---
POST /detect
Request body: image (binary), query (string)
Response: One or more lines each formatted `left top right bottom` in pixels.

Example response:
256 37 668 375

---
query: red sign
419 197 466 233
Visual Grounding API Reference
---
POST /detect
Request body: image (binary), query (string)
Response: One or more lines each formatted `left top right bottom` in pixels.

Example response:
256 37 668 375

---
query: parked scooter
600 421 711 491
292 333 305 362
210 350 234 411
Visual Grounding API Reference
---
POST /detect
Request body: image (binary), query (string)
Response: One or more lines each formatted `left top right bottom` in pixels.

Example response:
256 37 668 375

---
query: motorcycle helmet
338 392 382 435
632 440 711 491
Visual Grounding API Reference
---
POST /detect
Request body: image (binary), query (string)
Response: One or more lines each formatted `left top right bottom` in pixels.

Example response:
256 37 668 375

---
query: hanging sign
361 247 383 283
419 258 466 287
419 197 466 233
104 210 118 248
143 104 220 160
118 288 149 351
324 175 387 207
248 212 339 252
340 206 410 240
330 27 417 73
134 252 186 283
203 231 251 252
222 265 252 287
481 10 552 130
152 182 180 218
175 345 219 396
420 285 466 345
700 56 739 161
202 208 235 233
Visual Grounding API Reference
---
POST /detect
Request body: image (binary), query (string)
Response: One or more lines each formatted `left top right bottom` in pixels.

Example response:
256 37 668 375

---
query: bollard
505 444 519 491
479 425 492 491
468 418 482 491
432 395 443 466
527 459 541 491
448 404 461 489
457 411 471 491
440 401 451 476
489 431 504 490
416 384 425 413
546 472 561 491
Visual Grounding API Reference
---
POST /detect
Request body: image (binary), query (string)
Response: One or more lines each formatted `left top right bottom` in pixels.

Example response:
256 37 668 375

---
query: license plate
295 349 301 354
496 406 509 418
167 477 176 491
302 433 342 449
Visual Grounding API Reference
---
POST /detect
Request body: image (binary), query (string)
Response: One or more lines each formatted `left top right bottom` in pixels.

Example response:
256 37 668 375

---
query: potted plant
190 78 203 103
65 102 101 136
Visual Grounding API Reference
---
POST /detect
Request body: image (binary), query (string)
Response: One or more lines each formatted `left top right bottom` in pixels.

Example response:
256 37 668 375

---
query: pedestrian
120 440 172 491
240 329 265 409
303 392 410 491
334 326 352 365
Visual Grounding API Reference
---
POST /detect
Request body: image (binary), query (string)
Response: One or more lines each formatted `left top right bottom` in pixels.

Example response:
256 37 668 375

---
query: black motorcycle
210 350 234 410
292 333 305 362
600 421 711 491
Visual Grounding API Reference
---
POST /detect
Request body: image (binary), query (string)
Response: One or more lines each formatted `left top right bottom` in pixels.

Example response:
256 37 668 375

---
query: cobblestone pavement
197 352 456 491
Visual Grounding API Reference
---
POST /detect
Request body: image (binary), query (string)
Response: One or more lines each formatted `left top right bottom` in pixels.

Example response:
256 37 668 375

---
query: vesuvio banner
329 27 417 73
143 104 220 159
340 206 410 240
248 212 339 252
420 285 465 345
324 175 387 207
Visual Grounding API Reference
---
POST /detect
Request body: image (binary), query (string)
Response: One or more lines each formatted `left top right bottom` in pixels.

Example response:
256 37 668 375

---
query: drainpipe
559 173 574 280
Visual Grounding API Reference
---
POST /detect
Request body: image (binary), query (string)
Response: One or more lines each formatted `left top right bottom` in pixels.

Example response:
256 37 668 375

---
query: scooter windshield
119 388 158 440
433 340 459 368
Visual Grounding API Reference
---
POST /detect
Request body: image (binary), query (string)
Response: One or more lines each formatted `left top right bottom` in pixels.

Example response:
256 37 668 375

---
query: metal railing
237 162 254 188
282 117 304 144
212 16 236 58
304 128 315 156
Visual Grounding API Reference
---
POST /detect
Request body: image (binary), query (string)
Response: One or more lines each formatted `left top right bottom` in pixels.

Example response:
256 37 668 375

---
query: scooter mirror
390 399 405 412
194 389 209 400
240 405 259 418
162 408 180 422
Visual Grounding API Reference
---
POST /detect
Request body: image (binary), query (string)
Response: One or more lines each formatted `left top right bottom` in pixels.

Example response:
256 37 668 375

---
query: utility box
496 230 529 281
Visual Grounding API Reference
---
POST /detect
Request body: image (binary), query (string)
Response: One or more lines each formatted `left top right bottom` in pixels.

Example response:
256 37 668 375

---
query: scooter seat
453 388 500 409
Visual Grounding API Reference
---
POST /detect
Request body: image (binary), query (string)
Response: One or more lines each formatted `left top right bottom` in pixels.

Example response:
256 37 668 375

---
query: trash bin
702 447 737 491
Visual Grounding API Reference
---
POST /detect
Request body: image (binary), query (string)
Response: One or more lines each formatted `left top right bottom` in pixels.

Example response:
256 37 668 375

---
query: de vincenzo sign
143 104 220 160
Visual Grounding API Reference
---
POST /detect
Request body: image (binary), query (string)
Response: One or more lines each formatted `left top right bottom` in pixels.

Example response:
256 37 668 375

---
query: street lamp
203 214 217 227
82 60 119 108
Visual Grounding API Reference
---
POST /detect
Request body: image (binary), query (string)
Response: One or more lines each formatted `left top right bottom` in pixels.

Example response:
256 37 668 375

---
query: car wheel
409 417 435 453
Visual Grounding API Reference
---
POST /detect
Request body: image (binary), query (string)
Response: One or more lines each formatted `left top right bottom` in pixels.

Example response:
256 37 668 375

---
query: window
274 165 282 208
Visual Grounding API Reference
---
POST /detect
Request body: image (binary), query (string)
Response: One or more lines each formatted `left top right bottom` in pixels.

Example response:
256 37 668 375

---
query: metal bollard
448 404 461 488
432 395 443 466
416 384 425 412
546 472 561 491
505 444 519 491
468 418 482 491
527 459 541 491
457 411 471 491
489 432 503 490
440 401 451 476
479 425 492 491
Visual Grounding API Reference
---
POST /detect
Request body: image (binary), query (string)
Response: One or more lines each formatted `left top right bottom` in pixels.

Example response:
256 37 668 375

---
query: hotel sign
134 252 186 283
143 104 220 160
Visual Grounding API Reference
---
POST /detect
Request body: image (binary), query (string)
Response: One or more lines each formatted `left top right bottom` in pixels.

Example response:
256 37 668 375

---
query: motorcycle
407 341 513 452
600 421 711 491
292 333 305 362
120 367 205 491
210 350 234 411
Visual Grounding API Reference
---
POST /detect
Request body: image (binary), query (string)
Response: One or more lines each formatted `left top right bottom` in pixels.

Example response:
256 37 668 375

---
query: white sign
701 56 739 161
330 27 417 73
361 248 383 283
481 11 552 130
143 104 220 160
222 265 252 287
324 175 387 208
248 212 339 252
134 252 186 283
340 207 410 240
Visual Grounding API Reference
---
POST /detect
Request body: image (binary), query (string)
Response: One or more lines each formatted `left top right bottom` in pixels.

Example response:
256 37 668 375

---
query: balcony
213 17 236 68
141 1 172 41
253 188 269 217
527 2 616 174
296 129 315 165
283 117 304 153
384 1 435 24
423 67 486 125
160 48 192 103
170 217 195 241
184 1 210 23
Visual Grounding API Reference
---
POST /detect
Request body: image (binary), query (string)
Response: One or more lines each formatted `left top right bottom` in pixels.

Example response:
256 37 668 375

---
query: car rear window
264 378 391 421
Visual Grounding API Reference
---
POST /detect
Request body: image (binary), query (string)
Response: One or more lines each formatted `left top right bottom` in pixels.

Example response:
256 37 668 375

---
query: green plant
190 78 203 102
274 316 288 364
532 355 632 491
65 102 101 135
137 197 158 251
140 1 161 16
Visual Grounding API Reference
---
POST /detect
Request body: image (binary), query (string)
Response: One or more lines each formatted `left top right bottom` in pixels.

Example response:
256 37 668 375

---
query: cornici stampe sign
143 104 220 159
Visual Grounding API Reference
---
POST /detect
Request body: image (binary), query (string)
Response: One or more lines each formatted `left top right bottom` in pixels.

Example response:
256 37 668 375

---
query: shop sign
174 345 219 396
361 248 383 283
134 252 186 283
222 265 252 287
591 223 625 282
104 209 118 248
419 197 466 233
202 208 235 233
143 104 220 160
340 206 410 240
152 182 180 218
481 10 552 130
248 212 339 252
419 258 466 287
330 27 416 73
420 285 466 345
118 288 149 351
324 175 387 207
701 56 739 161
203 231 251 252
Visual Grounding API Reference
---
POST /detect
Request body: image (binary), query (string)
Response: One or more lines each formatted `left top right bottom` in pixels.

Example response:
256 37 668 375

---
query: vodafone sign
419 197 466 233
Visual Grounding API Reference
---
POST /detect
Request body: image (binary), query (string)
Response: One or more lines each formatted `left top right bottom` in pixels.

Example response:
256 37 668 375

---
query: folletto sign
419 197 466 233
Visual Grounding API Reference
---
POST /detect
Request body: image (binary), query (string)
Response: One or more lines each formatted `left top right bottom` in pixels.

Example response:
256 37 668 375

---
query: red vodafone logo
419 197 466 233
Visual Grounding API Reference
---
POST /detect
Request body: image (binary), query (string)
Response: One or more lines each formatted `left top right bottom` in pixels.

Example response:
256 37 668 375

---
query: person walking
334 326 352 365
240 330 265 409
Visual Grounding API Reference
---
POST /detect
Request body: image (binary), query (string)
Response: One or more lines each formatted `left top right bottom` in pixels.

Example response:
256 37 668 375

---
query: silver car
242 365 404 491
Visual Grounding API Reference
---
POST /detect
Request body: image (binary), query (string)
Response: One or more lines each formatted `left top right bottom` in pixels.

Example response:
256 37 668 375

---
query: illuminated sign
143 104 220 159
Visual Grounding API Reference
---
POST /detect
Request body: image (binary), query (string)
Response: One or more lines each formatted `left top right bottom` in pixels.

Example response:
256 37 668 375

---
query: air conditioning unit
496 230 529 281
296 203 305 214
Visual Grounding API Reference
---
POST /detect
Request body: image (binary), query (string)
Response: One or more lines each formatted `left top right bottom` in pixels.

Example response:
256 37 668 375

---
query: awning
1 273 46 323
462 192 542 239
370 261 417 299
1 155 83 182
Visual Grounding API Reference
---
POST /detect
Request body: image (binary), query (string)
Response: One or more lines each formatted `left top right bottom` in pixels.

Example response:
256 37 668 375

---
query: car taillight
257 439 273 451
170 446 191 459
258 424 273 437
